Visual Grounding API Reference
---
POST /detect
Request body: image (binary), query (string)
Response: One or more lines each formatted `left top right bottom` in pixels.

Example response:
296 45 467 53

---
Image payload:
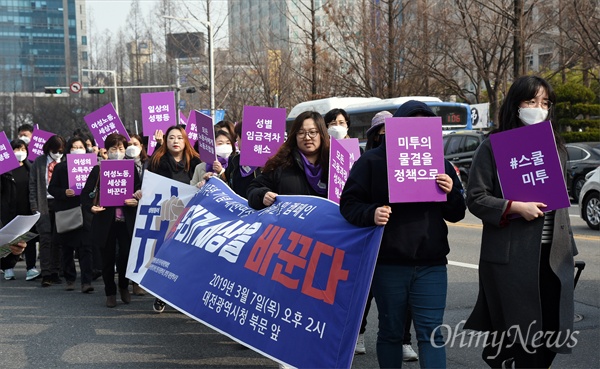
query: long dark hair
496 75 563 151
150 125 199 172
262 111 329 181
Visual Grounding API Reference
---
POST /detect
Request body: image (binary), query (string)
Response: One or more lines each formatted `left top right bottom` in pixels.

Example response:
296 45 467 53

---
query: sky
86 0 228 47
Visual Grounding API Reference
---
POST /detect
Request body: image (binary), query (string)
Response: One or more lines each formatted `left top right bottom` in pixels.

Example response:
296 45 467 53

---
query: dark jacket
148 152 201 184
47 161 92 231
224 153 261 198
463 138 577 353
0 160 32 225
29 155 63 233
246 150 326 210
339 142 466 266
80 165 141 247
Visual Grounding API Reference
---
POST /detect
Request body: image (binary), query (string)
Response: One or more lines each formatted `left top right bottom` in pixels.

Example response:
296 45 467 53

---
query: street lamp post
82 68 118 115
163 15 215 124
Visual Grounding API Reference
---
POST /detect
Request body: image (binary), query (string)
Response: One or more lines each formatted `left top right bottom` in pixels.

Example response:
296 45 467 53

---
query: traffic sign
70 82 82 94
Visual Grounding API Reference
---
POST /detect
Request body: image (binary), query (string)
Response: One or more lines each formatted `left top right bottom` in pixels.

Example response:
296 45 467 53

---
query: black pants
482 243 560 368
39 200 61 277
59 228 93 285
101 221 131 296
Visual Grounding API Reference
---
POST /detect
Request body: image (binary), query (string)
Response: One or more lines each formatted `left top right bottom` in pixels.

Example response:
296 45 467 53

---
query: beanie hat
392 100 436 118
366 111 393 136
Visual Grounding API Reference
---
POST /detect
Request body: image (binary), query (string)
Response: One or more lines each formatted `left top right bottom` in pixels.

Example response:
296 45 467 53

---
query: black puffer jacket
340 142 466 266
246 150 326 210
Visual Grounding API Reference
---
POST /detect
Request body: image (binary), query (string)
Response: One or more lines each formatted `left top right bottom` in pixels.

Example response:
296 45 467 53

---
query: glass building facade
0 0 87 93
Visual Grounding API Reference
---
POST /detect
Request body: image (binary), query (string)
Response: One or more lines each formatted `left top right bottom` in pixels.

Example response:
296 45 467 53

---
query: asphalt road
1 205 598 369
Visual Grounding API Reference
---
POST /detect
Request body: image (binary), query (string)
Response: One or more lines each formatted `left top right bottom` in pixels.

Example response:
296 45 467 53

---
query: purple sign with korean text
0 131 20 175
385 117 445 203
490 121 570 212
185 110 199 148
194 110 216 163
240 106 286 167
67 153 98 195
83 103 130 149
180 111 189 126
328 138 359 204
142 91 176 156
27 128 55 161
99 160 134 207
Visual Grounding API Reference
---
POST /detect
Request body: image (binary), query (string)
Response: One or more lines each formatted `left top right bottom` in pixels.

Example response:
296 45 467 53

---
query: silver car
578 166 600 230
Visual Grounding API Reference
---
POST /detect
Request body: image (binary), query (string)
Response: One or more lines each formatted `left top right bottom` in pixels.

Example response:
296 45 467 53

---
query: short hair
66 136 87 153
104 133 128 150
234 121 243 139
42 135 66 155
17 124 33 134
323 108 350 127
11 139 28 155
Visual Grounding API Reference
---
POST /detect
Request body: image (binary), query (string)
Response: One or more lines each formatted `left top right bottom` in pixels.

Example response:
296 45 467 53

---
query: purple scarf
240 164 258 178
298 150 326 195
206 155 229 173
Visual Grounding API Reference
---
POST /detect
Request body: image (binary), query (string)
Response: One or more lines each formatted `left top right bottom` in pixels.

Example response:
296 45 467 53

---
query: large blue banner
140 178 383 368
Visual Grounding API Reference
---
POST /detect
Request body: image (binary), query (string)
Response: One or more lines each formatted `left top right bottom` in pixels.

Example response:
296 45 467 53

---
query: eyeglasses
523 99 552 110
297 130 319 138
328 120 348 127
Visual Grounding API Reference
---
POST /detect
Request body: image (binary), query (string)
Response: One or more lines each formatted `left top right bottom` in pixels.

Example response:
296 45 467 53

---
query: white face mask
125 145 141 159
15 151 27 162
108 151 125 160
328 125 348 140
19 135 31 145
518 107 548 126
215 145 233 159
71 148 86 155
49 152 63 161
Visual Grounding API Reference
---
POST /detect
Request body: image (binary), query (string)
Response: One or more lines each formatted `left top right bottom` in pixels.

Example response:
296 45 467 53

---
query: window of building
81 35 86 45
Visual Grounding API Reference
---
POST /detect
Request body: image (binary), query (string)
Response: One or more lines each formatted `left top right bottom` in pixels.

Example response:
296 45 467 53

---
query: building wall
0 0 86 92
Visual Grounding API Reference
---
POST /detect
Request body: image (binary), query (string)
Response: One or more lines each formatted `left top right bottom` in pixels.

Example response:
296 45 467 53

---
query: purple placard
67 153 98 195
83 103 130 149
193 110 216 163
180 111 189 126
240 106 286 167
337 138 360 169
0 131 20 175
185 110 199 148
99 159 134 207
328 138 352 204
490 121 570 212
141 92 176 156
28 128 55 161
385 117 446 203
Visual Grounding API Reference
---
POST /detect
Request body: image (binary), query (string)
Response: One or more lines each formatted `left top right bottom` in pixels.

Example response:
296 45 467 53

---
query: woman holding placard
146 125 200 313
246 111 329 209
223 122 261 197
339 101 465 369
48 136 94 293
30 134 66 287
191 129 235 187
81 133 141 308
464 75 576 368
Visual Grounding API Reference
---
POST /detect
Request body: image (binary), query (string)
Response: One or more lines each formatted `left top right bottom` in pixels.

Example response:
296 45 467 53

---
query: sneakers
26 268 41 281
402 344 418 361
354 333 366 355
153 298 166 313
4 269 15 280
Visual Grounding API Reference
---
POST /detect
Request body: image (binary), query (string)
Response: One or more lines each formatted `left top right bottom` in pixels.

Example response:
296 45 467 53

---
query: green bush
572 103 600 117
560 128 600 143
554 82 596 104
557 118 600 130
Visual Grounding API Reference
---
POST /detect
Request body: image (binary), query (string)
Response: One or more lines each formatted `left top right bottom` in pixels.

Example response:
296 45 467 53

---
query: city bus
286 96 473 138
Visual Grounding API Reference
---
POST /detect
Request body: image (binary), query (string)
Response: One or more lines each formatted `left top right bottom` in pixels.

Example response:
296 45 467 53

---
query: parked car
578 166 600 230
443 131 486 190
566 142 600 202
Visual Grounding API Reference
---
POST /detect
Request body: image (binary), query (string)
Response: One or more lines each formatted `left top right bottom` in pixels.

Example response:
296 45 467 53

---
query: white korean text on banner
136 176 383 369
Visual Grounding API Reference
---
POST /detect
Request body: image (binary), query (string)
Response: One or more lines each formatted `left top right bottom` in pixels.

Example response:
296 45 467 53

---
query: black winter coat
340 143 466 266
224 153 261 198
80 164 141 247
246 150 326 210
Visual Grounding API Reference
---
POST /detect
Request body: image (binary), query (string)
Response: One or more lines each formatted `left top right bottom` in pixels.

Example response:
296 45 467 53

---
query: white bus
287 96 473 138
